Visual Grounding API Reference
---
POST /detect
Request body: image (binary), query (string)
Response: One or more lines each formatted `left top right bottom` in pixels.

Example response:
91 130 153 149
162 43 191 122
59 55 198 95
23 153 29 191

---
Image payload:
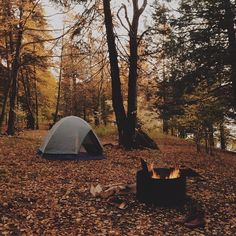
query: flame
148 163 180 179
169 168 180 179
148 163 161 179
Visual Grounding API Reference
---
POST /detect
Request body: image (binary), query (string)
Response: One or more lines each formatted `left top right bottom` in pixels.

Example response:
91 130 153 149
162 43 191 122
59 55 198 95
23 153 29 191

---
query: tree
0 0 56 133
158 0 235 151
103 0 157 149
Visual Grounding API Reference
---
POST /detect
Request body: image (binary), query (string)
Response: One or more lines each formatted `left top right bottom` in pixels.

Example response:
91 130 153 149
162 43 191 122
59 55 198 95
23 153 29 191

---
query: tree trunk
54 29 64 124
102 0 156 149
126 12 139 148
95 70 104 127
163 118 169 134
195 127 201 153
72 76 77 115
102 0 127 145
220 122 226 150
223 0 236 108
33 48 39 129
204 128 209 154
21 70 35 129
7 22 23 135
125 0 148 149
0 1 14 133
171 127 174 136
208 124 214 155
101 95 108 126
0 61 11 133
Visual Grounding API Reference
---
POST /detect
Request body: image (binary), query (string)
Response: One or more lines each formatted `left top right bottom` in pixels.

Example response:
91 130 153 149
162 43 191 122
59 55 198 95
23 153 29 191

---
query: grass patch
148 129 180 140
94 124 117 137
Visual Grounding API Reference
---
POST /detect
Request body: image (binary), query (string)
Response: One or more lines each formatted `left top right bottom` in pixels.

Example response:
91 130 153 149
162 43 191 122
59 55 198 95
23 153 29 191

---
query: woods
0 1 236 234
0 0 56 134
0 0 235 149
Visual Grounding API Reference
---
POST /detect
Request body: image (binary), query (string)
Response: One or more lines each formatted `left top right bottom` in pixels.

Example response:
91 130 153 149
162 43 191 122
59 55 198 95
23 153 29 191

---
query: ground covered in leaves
0 130 235 235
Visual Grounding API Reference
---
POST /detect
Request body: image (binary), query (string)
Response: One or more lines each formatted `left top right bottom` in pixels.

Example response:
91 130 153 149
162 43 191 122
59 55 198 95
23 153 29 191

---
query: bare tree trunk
223 0 236 108
54 29 64 124
0 54 11 133
195 128 201 153
204 128 209 154
208 124 214 155
163 118 169 134
0 1 14 133
102 0 127 145
162 53 168 134
125 0 148 148
33 45 39 129
34 77 39 129
95 58 105 126
7 22 23 135
220 122 226 150
95 80 102 126
21 70 35 129
102 0 157 149
126 11 139 147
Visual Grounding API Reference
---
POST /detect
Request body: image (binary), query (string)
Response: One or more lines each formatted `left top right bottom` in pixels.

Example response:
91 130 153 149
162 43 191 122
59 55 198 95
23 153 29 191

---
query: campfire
137 159 186 206
148 163 180 179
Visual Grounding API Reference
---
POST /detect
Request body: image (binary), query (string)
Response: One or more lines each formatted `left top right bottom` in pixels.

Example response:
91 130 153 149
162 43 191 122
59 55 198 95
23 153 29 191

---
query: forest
0 0 236 235
0 0 235 151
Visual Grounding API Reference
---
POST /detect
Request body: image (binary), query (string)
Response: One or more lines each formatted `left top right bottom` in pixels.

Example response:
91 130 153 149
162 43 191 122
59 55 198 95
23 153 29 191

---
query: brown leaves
0 130 236 234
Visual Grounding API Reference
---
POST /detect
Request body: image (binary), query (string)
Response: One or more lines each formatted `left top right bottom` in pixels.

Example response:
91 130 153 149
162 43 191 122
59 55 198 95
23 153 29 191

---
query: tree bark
0 0 14 133
220 122 226 150
102 0 127 145
54 28 64 124
21 70 35 129
223 0 236 108
125 0 148 148
102 0 156 149
7 11 23 135
0 42 11 132
33 46 39 129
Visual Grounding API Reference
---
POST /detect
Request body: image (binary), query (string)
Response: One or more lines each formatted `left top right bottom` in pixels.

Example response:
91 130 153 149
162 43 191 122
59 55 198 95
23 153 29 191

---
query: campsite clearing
0 130 235 235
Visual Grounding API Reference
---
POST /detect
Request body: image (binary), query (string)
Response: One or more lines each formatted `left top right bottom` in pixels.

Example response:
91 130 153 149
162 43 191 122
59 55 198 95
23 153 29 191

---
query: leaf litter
0 130 235 235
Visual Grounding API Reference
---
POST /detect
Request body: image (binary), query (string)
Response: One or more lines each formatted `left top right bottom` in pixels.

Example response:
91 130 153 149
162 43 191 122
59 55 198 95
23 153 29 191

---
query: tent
38 116 105 160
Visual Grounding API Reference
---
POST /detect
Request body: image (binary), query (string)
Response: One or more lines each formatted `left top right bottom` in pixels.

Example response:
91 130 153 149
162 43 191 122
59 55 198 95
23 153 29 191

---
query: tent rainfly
38 116 105 160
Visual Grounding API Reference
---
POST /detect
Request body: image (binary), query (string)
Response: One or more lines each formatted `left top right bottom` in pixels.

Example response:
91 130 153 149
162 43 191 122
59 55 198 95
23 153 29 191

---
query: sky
41 0 65 34
41 0 180 36
40 0 179 76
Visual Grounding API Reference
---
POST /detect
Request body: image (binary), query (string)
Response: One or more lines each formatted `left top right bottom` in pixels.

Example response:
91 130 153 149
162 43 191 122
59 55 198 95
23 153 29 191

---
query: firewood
100 188 117 199
90 184 103 197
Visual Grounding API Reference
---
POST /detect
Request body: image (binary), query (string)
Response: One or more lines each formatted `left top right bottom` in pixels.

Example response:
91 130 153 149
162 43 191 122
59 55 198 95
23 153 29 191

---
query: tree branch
137 0 147 16
117 5 130 33
137 26 151 46
22 0 41 28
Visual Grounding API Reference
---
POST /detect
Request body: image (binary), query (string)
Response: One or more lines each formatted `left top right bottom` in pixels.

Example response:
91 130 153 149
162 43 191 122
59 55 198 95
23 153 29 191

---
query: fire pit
136 161 186 206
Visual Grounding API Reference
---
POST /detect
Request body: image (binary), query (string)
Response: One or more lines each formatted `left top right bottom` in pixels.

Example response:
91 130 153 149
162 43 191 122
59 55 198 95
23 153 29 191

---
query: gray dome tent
38 116 105 160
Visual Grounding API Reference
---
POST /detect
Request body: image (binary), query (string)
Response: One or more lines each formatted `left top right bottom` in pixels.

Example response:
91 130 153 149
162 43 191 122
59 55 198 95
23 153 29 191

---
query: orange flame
148 163 180 179
168 168 180 179
148 163 161 179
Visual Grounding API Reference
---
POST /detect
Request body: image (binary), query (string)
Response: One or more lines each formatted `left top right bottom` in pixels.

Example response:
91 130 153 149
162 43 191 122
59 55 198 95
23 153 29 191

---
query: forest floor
0 130 235 235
